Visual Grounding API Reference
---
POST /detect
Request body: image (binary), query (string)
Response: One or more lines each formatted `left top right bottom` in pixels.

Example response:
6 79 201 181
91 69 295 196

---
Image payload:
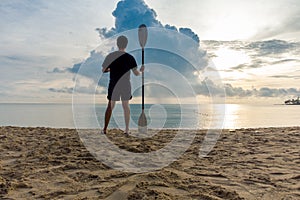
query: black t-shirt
102 51 137 86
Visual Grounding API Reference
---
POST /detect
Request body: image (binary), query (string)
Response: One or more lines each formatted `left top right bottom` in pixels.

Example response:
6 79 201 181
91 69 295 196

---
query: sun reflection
224 104 240 129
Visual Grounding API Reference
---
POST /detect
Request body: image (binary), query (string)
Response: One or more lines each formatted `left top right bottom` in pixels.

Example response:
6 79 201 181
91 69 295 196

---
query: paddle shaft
138 24 147 132
142 48 145 110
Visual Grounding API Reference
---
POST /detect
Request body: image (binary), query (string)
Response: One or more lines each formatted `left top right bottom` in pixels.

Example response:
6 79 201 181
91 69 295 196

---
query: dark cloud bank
51 0 299 98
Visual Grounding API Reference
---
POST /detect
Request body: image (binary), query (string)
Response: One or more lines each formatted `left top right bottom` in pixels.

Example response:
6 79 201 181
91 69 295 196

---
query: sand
0 126 299 200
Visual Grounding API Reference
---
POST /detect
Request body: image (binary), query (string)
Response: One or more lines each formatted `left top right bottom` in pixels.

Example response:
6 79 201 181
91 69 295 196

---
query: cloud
178 28 200 43
203 39 300 71
189 78 225 97
67 50 106 84
49 87 74 94
257 87 287 97
252 2 300 40
224 84 300 98
50 67 66 74
96 0 199 43
224 84 253 97
190 77 299 98
49 85 104 95
244 39 298 56
0 0 117 76
271 75 300 80
63 0 207 98
97 0 161 38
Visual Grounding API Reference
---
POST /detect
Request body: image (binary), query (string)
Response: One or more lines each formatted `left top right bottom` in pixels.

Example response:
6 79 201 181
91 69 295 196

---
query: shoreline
1 125 300 130
1 126 299 199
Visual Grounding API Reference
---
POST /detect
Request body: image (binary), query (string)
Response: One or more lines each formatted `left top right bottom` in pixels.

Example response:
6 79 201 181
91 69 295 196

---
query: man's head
117 35 128 50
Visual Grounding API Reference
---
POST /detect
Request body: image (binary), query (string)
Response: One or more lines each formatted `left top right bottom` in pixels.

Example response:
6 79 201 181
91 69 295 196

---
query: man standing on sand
102 35 144 135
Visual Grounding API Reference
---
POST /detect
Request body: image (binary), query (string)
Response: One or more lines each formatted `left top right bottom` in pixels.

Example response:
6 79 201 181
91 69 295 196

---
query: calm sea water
0 103 299 129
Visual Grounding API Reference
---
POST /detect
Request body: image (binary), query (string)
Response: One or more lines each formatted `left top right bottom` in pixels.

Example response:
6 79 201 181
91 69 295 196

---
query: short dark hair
117 35 128 49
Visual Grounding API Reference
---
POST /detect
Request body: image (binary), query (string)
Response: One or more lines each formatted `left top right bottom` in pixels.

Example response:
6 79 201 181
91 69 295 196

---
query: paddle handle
142 48 145 110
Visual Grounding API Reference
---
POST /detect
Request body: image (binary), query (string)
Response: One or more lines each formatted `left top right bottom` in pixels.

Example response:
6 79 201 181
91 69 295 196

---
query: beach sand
0 126 299 199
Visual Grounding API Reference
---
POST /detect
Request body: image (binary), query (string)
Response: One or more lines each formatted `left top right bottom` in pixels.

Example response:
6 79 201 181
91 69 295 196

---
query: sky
0 0 299 103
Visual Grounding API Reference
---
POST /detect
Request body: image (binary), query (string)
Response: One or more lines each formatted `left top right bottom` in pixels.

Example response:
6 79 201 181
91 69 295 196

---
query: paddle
138 24 148 133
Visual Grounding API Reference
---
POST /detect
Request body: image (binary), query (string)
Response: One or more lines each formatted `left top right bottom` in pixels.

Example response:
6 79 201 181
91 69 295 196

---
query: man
102 35 144 135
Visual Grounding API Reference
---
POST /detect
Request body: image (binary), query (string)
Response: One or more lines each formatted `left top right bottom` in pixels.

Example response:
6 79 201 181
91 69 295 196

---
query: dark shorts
107 82 132 101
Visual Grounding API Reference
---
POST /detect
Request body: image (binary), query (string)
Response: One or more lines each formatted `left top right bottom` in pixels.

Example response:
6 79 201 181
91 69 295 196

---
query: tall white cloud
65 0 211 98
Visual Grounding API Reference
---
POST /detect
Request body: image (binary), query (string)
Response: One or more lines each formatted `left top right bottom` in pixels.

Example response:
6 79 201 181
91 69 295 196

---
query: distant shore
1 126 299 199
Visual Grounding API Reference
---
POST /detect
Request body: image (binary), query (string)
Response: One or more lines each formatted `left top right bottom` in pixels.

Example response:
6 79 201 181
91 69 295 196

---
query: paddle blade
138 24 148 48
138 111 147 134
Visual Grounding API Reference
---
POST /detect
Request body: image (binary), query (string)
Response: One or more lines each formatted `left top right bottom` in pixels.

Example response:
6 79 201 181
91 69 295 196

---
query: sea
0 103 299 129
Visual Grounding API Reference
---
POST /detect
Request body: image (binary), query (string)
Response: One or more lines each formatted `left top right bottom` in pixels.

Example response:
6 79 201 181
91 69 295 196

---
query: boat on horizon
284 96 300 105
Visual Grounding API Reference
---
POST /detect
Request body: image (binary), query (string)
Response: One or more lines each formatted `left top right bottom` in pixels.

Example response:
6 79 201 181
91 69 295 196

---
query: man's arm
102 66 110 73
132 65 145 76
102 54 111 73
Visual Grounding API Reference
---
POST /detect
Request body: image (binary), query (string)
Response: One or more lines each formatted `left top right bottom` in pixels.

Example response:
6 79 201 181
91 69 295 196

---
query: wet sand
0 126 299 199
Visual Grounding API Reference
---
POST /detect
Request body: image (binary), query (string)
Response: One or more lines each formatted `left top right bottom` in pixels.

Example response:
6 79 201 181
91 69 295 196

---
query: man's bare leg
122 100 130 133
103 100 115 133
